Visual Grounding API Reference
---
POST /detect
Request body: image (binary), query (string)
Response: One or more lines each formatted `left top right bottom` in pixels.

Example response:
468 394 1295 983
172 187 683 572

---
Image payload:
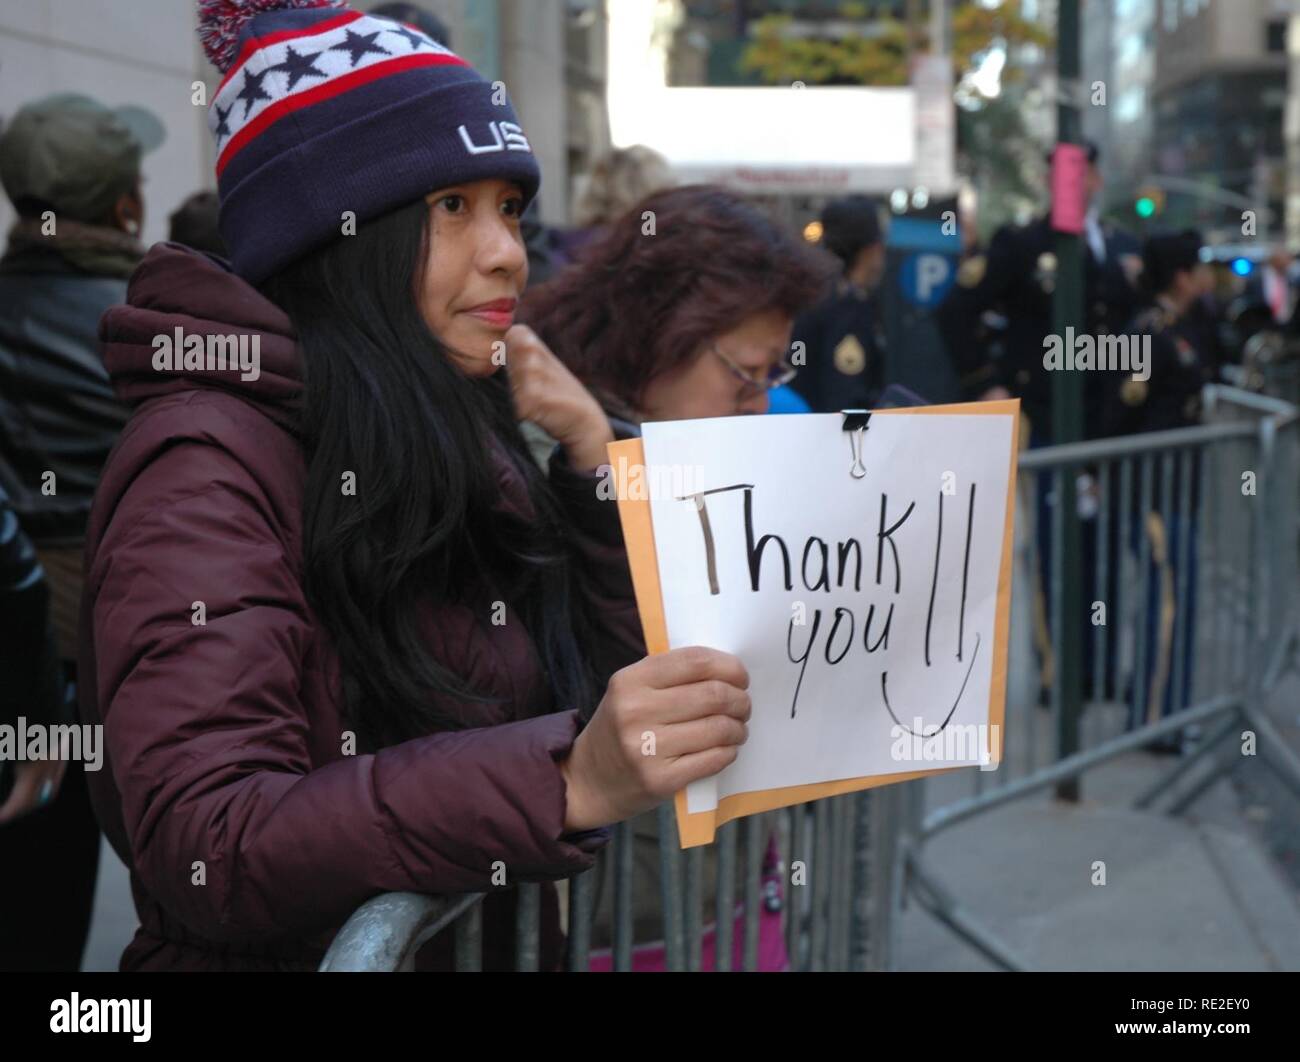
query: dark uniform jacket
937 215 1141 440
790 279 886 413
1102 301 1207 565
1175 295 1228 380
1102 301 1208 439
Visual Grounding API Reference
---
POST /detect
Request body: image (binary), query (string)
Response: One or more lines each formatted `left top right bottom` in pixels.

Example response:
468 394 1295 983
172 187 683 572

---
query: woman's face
419 178 529 377
640 308 794 421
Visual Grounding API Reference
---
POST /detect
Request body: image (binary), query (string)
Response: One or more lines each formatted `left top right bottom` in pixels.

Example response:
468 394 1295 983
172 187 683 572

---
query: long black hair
262 199 599 749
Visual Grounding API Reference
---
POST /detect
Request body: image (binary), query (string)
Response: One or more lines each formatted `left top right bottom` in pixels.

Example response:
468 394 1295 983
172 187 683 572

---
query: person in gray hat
0 93 161 269
0 90 163 575
0 92 162 972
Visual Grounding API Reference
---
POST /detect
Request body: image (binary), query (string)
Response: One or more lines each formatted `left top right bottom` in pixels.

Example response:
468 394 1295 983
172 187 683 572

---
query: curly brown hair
520 185 834 413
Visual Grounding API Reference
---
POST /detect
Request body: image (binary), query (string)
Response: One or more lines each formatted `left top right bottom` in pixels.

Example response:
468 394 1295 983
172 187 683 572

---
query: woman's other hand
505 324 613 472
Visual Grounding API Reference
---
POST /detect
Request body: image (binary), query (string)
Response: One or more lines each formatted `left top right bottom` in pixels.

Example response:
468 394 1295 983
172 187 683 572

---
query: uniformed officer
939 144 1143 706
790 196 888 413
1104 232 1209 743
937 142 1143 443
1103 232 1211 437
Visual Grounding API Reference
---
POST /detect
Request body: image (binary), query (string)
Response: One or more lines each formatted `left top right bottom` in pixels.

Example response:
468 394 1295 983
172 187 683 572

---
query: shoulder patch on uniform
957 255 987 288
833 334 868 376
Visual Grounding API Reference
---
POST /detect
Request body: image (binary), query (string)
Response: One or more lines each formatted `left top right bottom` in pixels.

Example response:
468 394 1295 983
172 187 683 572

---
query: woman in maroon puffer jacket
80 0 751 972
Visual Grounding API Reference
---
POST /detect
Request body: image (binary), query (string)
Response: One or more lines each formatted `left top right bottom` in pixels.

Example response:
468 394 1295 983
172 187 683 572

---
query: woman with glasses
518 185 830 971
519 185 830 443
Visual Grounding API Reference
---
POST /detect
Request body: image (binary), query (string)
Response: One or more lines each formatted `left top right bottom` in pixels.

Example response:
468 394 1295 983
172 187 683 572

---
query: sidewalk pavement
896 674 1300 972
83 838 133 972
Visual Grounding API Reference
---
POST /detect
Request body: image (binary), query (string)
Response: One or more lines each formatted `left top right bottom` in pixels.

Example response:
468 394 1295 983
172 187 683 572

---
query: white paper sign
641 410 1016 814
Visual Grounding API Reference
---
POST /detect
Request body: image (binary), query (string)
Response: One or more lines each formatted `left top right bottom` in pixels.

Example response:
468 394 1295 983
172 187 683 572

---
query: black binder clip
842 409 871 480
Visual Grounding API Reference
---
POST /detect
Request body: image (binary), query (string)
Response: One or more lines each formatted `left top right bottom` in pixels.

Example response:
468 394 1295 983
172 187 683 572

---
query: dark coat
1102 302 1209 438
936 215 1142 440
790 279 886 414
0 237 133 544
0 483 63 734
82 243 643 971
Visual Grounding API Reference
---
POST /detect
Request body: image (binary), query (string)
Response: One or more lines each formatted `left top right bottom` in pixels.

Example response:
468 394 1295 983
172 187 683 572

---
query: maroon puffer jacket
82 243 643 971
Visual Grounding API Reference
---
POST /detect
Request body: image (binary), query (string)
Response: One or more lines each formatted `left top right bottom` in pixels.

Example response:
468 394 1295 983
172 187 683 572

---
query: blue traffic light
1231 257 1253 277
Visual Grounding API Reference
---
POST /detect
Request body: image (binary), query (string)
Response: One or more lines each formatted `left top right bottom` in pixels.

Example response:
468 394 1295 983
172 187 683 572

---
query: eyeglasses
709 344 798 397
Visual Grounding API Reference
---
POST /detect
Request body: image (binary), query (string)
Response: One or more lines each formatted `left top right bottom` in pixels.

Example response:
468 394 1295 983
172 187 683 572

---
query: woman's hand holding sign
559 647 751 831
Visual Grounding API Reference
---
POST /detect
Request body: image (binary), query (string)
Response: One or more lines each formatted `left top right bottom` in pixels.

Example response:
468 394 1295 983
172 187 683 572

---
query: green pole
1052 0 1084 803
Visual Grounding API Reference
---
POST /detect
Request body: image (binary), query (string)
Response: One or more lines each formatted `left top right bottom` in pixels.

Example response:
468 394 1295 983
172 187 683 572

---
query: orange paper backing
608 399 1020 848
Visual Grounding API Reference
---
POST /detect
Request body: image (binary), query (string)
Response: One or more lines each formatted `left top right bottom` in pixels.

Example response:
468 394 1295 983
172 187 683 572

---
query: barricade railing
319 787 906 972
321 385 1299 973
904 384 1300 970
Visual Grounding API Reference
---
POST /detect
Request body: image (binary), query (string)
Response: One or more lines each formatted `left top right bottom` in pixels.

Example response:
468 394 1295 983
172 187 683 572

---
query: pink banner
1051 142 1088 235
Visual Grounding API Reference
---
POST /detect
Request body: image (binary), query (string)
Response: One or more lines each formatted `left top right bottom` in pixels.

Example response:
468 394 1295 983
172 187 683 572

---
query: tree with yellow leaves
739 2 1050 88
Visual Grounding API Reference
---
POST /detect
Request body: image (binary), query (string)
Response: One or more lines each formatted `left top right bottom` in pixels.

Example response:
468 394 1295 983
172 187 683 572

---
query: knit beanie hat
198 0 541 284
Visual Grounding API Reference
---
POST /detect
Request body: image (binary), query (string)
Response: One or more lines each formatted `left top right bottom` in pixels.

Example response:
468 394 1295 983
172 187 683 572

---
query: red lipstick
464 298 517 329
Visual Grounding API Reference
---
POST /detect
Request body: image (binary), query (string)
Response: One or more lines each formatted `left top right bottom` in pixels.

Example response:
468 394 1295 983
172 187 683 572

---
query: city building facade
1152 0 1290 240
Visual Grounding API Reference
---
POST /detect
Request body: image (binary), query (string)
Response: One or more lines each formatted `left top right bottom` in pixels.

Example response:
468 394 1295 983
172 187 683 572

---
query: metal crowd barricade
320 385 1299 973
904 384 1300 970
320 786 906 972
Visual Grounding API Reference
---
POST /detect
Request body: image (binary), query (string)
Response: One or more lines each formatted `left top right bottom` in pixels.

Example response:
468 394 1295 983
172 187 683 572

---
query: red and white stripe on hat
208 10 466 177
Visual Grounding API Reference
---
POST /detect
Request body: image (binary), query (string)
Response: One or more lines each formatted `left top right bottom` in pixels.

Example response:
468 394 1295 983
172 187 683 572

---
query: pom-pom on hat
198 0 541 284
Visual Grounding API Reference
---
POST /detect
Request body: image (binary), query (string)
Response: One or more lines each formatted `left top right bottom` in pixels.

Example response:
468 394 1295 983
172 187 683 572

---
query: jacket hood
98 241 540 522
99 242 302 433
